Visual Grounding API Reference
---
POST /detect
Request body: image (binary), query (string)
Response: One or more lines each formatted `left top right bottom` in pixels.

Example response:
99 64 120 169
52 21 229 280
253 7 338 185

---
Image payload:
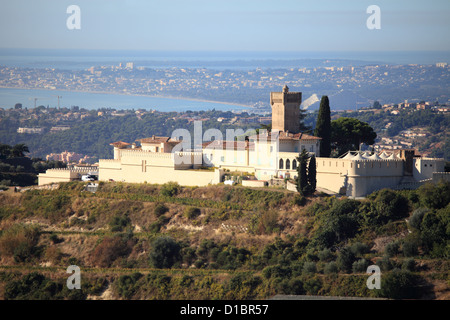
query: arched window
286 159 291 170
279 159 284 169
292 159 297 170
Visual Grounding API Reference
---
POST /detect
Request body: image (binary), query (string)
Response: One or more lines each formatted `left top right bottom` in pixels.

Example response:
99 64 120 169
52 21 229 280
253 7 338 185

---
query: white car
224 180 236 185
81 175 95 181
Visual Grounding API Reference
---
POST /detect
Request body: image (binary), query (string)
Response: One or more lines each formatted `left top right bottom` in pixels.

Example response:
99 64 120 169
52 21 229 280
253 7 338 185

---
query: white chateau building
95 86 446 197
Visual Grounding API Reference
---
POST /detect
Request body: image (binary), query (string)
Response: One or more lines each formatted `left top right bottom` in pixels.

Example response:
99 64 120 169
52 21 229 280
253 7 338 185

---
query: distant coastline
0 85 253 111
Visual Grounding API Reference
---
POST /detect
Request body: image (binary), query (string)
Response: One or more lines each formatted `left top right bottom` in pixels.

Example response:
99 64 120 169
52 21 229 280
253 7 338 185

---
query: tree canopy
331 117 377 156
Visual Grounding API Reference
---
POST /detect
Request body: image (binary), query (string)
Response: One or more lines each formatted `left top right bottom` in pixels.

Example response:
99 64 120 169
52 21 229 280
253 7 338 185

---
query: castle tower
270 85 302 134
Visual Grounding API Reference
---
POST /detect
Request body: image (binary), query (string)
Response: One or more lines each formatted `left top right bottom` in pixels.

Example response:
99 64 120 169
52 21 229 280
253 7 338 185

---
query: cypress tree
315 96 331 157
308 154 316 193
296 149 309 195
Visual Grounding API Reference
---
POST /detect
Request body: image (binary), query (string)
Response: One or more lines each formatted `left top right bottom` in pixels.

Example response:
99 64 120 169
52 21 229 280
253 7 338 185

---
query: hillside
0 181 448 300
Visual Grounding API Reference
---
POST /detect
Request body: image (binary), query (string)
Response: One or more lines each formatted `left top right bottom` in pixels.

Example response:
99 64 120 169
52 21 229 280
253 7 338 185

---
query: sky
0 0 449 52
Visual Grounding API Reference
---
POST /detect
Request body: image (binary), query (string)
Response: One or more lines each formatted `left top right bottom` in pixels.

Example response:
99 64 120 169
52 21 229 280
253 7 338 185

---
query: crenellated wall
38 168 91 185
315 157 404 197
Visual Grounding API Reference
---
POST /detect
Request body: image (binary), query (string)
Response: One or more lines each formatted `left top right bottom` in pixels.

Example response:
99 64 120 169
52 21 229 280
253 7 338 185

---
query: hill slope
0 181 448 300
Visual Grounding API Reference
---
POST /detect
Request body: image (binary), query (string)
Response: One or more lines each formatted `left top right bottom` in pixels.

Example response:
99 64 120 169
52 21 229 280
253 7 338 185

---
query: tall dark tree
308 154 317 193
314 96 331 157
296 149 309 195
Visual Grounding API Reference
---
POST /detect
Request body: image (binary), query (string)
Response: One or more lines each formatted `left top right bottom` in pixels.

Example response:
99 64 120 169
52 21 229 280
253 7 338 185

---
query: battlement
44 167 93 172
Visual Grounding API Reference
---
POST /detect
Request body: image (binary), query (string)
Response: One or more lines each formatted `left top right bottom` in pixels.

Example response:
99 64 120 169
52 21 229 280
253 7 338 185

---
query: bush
184 207 201 219
384 241 400 257
350 242 370 256
257 211 279 235
292 194 306 206
0 224 41 262
408 208 428 230
108 215 131 232
372 189 410 223
303 277 322 295
352 259 369 273
336 247 356 273
116 273 142 299
160 182 181 197
377 255 394 272
302 261 317 275
418 181 450 210
324 262 338 274
91 235 134 267
149 236 181 269
318 248 333 262
402 239 419 257
402 258 416 272
377 269 421 299
154 203 169 217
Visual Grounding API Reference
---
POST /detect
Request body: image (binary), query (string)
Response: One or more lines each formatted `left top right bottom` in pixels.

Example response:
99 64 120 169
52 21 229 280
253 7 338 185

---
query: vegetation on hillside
0 180 448 300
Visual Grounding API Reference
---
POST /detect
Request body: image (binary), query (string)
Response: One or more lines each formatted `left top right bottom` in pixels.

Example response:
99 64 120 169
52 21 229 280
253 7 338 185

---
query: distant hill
304 90 371 111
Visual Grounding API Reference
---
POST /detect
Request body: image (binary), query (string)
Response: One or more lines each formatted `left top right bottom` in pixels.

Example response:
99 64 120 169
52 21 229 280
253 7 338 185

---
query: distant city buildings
46 151 94 164
17 127 43 134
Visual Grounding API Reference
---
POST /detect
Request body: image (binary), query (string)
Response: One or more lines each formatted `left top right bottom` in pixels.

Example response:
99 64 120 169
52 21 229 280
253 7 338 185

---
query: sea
0 49 449 111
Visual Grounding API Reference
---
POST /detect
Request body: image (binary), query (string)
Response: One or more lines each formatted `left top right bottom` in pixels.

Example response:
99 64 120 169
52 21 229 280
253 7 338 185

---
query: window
220 156 225 162
292 159 297 170
286 159 291 170
279 159 284 169
270 146 273 153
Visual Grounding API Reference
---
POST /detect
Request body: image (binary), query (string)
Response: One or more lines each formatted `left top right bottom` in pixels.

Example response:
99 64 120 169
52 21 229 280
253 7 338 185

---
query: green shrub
318 248 333 262
402 258 416 272
350 242 370 256
116 273 142 299
302 261 317 275
149 236 181 269
418 181 450 210
303 277 322 295
402 239 419 257
184 207 201 219
292 194 306 206
384 241 400 257
377 269 421 299
154 203 169 217
371 189 410 223
336 247 356 273
352 259 369 273
324 262 338 274
160 182 181 197
408 208 428 230
0 224 41 262
377 255 394 272
108 214 131 232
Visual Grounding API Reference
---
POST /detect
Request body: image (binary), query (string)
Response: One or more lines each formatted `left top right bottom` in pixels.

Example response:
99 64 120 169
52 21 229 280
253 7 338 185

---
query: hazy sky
1 0 449 51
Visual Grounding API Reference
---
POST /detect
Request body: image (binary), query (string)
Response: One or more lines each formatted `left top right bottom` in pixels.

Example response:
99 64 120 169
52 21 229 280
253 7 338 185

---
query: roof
110 141 131 148
278 131 322 141
202 140 254 151
249 131 321 142
137 136 181 144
